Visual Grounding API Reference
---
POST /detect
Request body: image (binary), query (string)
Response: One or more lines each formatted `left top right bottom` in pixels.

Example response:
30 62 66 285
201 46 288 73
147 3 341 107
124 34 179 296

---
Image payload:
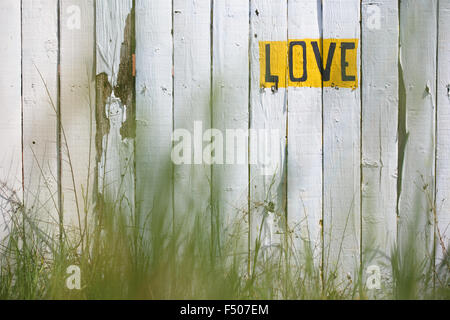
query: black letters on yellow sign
260 39 359 89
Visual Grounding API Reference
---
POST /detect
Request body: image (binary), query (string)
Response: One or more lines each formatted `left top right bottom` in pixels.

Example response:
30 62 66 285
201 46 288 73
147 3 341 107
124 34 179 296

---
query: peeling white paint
96 0 134 217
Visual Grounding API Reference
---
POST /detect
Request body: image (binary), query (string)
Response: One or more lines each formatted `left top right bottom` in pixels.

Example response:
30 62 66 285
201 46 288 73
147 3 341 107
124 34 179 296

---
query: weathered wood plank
287 0 323 268
322 0 361 286
361 0 398 292
212 0 249 245
436 0 450 268
250 0 287 261
0 0 22 240
135 0 173 226
398 0 437 270
96 0 134 222
60 0 95 240
22 0 60 230
172 0 211 231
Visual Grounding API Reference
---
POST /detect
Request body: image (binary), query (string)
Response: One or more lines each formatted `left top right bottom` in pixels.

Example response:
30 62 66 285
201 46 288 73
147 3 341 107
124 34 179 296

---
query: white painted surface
322 0 361 284
361 0 398 289
60 0 95 237
0 0 22 240
22 0 60 228
249 0 287 258
398 0 437 260
173 0 211 230
213 0 249 242
436 0 450 265
287 0 323 267
136 0 173 225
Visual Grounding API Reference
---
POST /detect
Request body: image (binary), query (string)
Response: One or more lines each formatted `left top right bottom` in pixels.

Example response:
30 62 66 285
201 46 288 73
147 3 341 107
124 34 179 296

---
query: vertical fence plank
398 0 437 270
22 0 60 229
250 0 287 258
60 0 95 237
96 0 134 222
287 0 323 267
361 0 398 291
436 0 450 267
322 0 361 285
213 0 249 243
0 0 22 239
173 0 211 230
136 0 173 225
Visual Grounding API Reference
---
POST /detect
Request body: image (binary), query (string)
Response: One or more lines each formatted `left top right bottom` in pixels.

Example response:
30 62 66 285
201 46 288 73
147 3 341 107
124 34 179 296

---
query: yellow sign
260 39 359 89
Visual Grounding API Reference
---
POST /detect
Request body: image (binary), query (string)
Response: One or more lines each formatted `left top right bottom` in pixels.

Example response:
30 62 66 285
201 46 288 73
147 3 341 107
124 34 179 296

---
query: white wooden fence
0 0 449 282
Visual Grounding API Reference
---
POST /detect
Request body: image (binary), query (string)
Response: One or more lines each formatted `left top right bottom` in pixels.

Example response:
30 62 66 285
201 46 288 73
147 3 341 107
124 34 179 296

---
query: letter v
311 41 336 82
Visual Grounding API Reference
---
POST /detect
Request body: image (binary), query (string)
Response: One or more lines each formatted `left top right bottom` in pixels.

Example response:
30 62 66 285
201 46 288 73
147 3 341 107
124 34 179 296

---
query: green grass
0 163 448 300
